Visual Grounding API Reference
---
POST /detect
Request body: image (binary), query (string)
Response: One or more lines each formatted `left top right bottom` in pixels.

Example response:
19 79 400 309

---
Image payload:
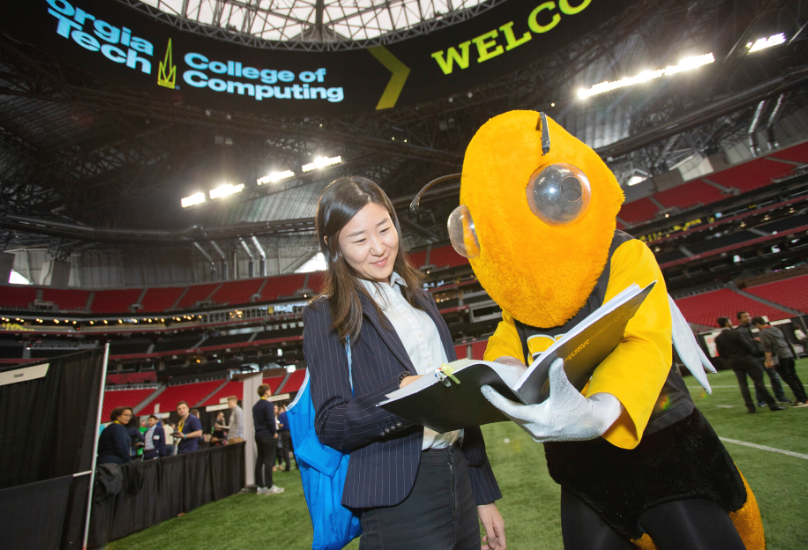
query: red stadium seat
769 140 808 164
653 180 725 210
674 289 793 328
0 286 37 309
139 380 224 414
102 388 156 422
200 380 243 406
744 274 808 314
41 288 90 312
470 340 488 361
91 289 143 314
408 250 428 269
262 274 306 300
706 157 793 193
175 283 219 309
454 344 468 359
107 372 157 385
279 369 306 393
307 272 326 293
617 197 659 225
260 375 285 396
428 245 468 269
140 287 185 313
209 278 265 306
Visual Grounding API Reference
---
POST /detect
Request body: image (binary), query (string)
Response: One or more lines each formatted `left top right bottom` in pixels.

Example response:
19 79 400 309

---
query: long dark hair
314 176 424 342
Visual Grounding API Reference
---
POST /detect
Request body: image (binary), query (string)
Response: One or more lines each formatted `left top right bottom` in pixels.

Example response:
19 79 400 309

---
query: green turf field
109 360 808 549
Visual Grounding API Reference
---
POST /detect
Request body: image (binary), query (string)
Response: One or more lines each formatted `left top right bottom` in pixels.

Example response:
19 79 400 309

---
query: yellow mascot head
456 110 624 328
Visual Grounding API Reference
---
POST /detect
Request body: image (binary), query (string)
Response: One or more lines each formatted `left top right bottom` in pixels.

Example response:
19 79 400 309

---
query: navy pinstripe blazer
303 287 502 509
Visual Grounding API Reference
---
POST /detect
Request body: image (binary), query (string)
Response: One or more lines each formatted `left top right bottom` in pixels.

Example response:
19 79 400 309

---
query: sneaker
794 401 808 408
757 402 766 407
256 487 268 495
778 398 793 404
266 485 285 495
768 404 786 411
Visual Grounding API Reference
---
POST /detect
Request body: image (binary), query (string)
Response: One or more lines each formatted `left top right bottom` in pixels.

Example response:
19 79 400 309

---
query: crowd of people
714 310 808 413
96 388 298 495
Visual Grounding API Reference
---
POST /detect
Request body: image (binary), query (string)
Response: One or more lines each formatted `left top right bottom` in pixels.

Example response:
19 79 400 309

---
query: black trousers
775 357 808 402
731 357 775 409
279 431 294 470
358 444 480 550
560 488 746 550
753 357 787 402
255 436 277 488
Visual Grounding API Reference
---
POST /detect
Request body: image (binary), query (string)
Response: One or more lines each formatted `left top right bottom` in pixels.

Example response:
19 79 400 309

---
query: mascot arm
484 310 527 365
587 239 673 450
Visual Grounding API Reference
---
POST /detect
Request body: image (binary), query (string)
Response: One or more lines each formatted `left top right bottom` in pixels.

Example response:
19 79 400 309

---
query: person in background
736 311 790 405
273 403 283 471
226 396 244 444
212 411 228 446
715 317 785 414
143 415 169 459
794 327 808 355
98 407 134 465
164 421 175 456
190 408 201 419
175 401 203 454
752 316 808 407
126 414 145 459
253 383 283 495
277 403 295 471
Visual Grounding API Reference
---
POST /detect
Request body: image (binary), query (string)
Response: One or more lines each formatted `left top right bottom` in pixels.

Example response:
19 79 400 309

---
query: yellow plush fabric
460 110 624 328
483 239 673 449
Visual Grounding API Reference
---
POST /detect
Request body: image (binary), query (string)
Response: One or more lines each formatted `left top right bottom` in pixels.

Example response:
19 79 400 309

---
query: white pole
82 343 110 550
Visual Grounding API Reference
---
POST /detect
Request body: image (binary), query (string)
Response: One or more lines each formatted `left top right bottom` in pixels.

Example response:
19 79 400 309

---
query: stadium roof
128 0 497 49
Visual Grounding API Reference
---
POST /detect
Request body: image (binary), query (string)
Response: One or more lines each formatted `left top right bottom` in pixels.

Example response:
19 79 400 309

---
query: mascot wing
668 294 716 394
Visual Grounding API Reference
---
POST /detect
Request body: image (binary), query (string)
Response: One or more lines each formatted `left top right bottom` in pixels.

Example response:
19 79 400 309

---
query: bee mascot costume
435 111 765 549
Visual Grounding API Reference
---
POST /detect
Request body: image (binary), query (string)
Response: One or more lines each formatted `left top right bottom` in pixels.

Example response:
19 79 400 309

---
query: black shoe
778 398 793 404
769 404 786 411
747 406 756 414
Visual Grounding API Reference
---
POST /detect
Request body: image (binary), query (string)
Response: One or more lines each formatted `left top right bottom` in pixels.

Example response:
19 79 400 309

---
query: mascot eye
447 204 481 259
526 163 591 226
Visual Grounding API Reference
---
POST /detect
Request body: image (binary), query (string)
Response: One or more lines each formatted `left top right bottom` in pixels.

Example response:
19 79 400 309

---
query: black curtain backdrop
89 443 244 549
0 350 106 550
0 350 104 488
0 475 73 550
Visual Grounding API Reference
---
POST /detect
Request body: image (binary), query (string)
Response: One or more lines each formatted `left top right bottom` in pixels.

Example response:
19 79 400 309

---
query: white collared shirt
360 272 461 450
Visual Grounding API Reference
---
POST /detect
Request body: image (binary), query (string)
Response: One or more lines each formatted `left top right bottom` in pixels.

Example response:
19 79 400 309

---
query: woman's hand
399 374 424 389
478 503 506 549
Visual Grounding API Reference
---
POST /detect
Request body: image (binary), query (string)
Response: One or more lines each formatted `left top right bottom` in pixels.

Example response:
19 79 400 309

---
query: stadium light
302 155 342 173
257 170 295 185
181 192 205 208
746 33 786 53
578 53 715 99
209 183 244 199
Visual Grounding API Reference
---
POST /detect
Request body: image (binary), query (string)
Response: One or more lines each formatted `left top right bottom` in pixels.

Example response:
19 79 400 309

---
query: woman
212 411 228 446
98 407 134 465
304 177 506 550
126 414 145 459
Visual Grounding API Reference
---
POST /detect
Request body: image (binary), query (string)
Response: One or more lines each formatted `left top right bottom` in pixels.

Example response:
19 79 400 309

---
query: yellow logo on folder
157 39 176 89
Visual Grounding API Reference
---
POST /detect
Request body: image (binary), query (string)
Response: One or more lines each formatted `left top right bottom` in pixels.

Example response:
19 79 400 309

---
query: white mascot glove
481 359 622 442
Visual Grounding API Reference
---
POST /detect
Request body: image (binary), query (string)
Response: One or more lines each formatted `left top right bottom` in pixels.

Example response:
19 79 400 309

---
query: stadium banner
0 0 630 115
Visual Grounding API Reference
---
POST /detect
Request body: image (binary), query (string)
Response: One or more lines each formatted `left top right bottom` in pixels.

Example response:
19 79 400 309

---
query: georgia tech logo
158 38 176 89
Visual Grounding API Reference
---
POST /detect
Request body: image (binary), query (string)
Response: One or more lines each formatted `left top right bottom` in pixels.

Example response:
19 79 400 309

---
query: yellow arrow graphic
367 46 410 110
